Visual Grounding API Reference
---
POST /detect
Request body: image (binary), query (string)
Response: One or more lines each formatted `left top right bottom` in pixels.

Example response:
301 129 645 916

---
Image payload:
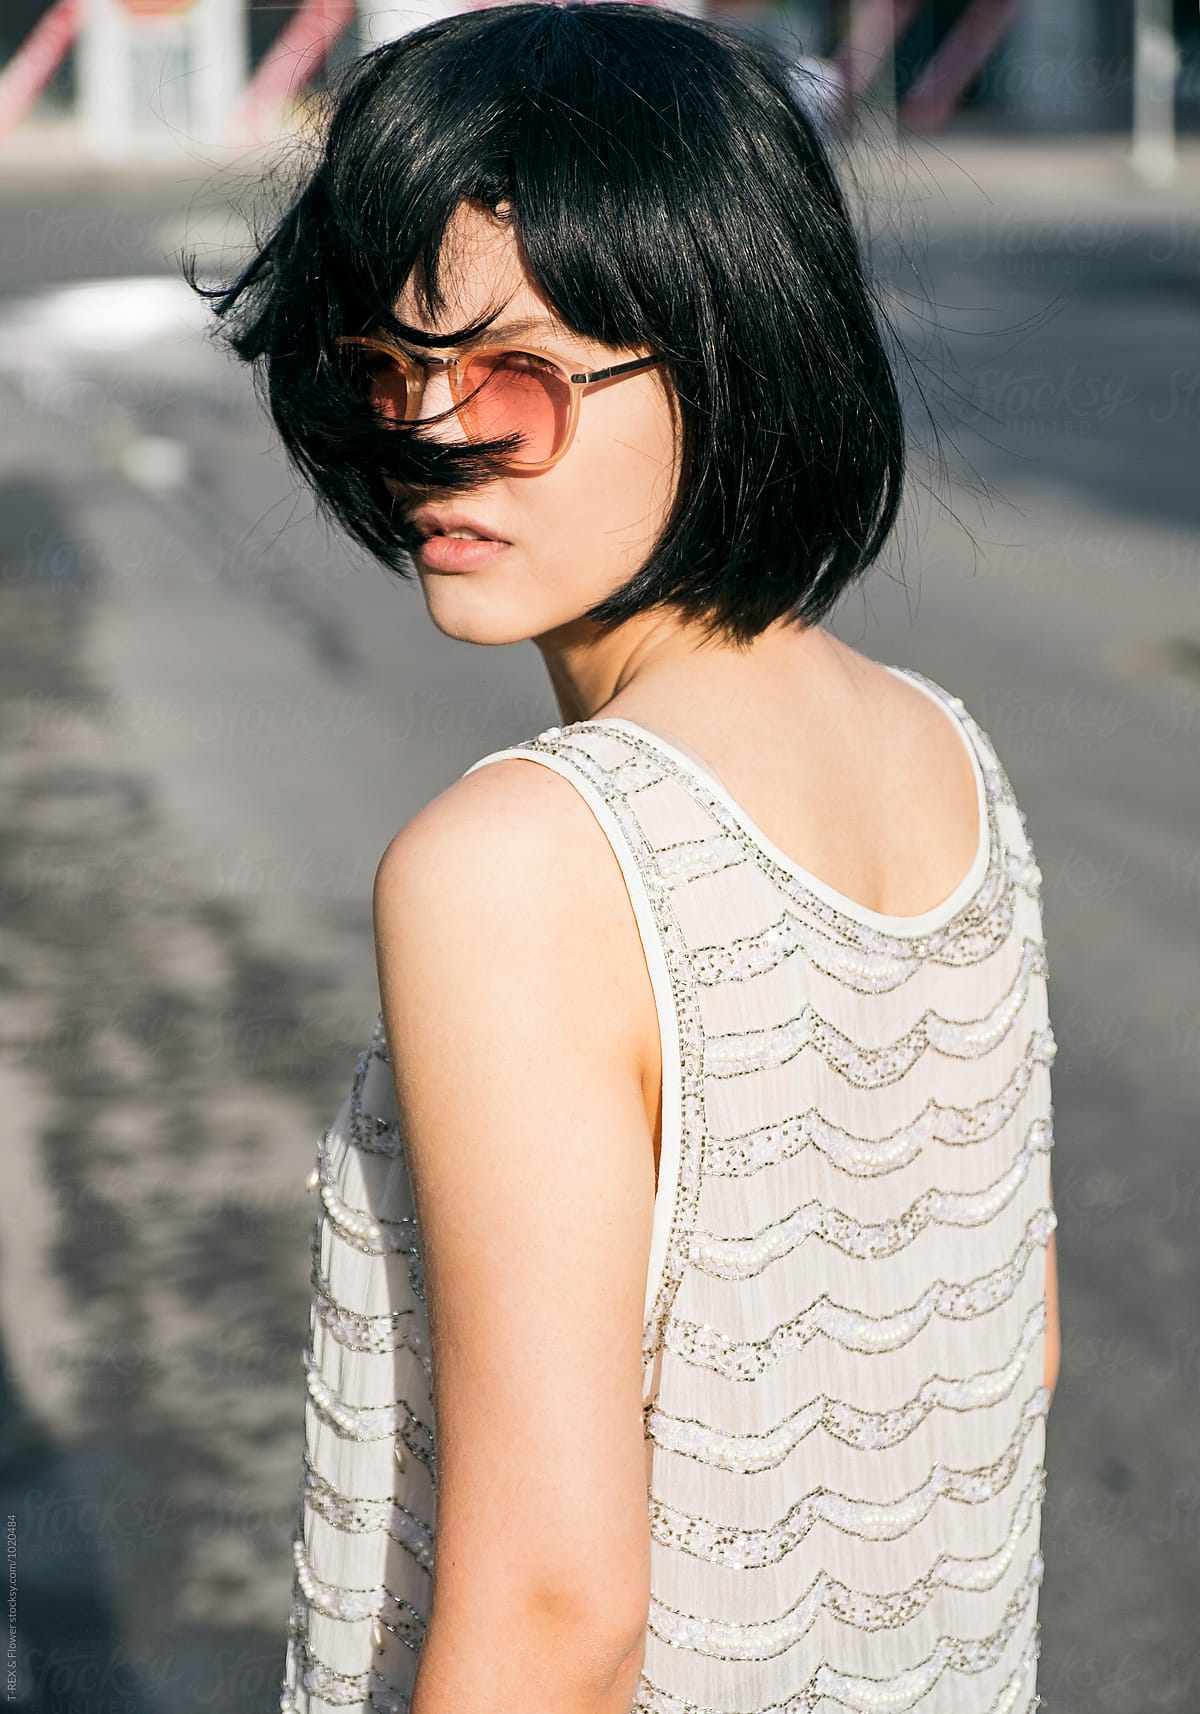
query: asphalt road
0 132 1197 1713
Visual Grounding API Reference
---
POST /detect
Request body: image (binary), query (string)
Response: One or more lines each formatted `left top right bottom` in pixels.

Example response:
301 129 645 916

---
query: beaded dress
280 663 1057 1714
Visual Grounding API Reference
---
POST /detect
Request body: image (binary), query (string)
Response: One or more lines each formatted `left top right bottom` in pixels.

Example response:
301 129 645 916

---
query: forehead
394 200 571 343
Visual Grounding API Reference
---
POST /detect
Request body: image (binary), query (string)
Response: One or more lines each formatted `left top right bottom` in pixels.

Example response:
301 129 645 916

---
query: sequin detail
704 1026 1056 1178
301 1464 435 1570
665 1206 1056 1377
280 664 1057 1714
635 1584 1043 1712
303 1351 435 1462
314 1150 417 1255
310 1259 430 1362
647 1301 1048 1468
689 844 1041 992
649 1468 1045 1656
291 1536 428 1635
649 1388 1047 1567
689 1119 1053 1277
704 938 1047 1081
280 1647 408 1714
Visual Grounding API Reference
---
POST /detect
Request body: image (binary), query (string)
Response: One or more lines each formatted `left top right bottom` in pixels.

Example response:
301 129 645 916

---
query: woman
194 4 1060 1710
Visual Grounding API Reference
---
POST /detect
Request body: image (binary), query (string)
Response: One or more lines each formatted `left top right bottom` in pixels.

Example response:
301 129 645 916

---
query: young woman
195 5 1060 1710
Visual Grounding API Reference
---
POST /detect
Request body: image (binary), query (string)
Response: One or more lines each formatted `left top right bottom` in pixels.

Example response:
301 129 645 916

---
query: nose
412 363 469 446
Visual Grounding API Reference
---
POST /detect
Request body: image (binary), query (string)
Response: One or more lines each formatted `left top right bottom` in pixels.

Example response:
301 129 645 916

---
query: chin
419 577 544 649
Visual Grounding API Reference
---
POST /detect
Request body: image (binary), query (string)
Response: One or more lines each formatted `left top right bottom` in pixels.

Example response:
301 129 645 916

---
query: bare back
591 637 1061 1413
597 636 986 1103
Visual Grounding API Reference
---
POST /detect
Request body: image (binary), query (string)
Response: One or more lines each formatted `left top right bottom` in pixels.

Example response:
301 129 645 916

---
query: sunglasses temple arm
577 355 663 385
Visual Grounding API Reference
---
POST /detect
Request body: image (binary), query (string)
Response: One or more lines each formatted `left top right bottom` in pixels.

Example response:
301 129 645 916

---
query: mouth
414 531 511 572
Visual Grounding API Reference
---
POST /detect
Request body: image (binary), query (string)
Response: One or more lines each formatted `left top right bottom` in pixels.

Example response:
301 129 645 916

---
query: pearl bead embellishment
281 671 1055 1714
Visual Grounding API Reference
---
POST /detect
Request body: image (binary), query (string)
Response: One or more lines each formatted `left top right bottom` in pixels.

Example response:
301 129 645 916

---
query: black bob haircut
189 0 908 647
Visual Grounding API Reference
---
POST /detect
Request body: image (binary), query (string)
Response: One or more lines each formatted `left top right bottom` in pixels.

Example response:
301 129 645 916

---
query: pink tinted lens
460 351 571 463
344 344 410 421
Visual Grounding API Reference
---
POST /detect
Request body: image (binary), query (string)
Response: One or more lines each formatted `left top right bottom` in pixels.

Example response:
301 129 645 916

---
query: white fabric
280 664 1056 1714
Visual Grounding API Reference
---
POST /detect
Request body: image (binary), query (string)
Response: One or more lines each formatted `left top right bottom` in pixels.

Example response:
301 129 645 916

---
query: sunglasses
334 335 665 474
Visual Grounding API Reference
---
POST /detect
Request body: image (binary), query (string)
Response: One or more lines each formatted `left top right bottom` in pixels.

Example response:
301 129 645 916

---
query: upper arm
372 758 657 1650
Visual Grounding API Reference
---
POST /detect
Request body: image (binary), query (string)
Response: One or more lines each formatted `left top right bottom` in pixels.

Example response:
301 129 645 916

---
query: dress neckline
589 665 992 936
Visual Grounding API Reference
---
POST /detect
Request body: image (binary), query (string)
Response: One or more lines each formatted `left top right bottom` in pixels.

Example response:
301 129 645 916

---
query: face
387 199 681 648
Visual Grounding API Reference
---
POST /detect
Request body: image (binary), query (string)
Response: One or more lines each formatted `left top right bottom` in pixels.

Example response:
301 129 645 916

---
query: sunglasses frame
334 334 666 474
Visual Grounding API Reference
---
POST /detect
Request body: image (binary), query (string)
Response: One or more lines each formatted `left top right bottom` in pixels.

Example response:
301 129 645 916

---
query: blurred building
1 0 1198 162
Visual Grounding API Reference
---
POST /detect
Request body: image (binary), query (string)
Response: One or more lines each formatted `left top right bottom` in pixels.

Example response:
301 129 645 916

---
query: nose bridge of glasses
410 354 469 436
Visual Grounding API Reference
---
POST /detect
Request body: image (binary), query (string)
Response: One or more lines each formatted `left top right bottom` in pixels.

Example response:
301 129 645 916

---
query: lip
415 535 511 573
410 505 510 543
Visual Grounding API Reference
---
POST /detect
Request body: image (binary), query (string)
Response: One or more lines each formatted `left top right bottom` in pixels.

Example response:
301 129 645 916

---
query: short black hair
186 0 907 646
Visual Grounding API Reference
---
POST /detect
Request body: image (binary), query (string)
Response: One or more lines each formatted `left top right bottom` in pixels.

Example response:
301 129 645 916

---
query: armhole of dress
461 746 684 1335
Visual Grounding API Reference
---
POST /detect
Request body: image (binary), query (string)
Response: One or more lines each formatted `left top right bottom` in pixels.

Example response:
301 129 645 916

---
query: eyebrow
375 315 572 353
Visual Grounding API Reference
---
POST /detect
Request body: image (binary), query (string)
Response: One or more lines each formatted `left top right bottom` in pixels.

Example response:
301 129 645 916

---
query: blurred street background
1 1 1199 1711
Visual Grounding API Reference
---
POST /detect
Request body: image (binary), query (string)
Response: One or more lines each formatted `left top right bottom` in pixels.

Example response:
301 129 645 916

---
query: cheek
554 388 679 555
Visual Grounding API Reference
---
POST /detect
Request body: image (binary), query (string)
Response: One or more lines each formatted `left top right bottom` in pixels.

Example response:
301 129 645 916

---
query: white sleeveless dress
280 663 1057 1714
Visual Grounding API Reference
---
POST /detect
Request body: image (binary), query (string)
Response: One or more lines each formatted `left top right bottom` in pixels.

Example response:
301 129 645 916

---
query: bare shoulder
372 754 655 1066
851 653 977 781
374 753 625 911
845 646 963 733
